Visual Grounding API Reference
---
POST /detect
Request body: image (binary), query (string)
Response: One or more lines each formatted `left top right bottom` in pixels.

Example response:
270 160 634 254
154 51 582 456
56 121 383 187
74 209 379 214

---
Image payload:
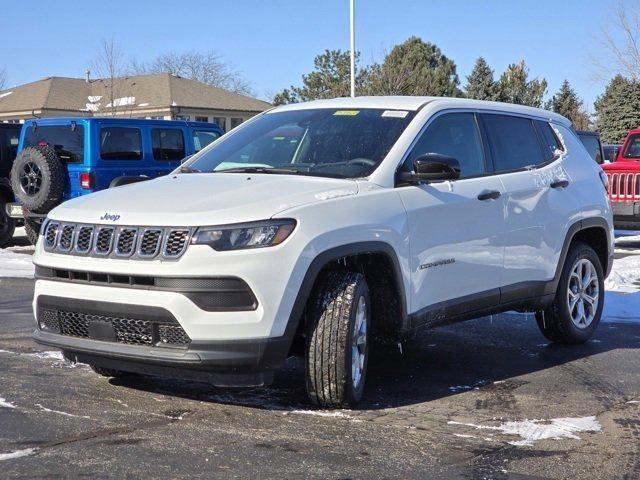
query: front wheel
536 242 604 344
305 270 370 407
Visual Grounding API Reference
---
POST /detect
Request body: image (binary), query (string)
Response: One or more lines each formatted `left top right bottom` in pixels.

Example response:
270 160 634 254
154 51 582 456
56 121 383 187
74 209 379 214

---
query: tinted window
535 121 563 161
100 127 142 160
152 128 185 161
2 128 19 161
483 114 545 172
623 134 640 158
408 113 485 178
603 145 620 162
193 131 220 152
23 124 84 163
578 134 603 164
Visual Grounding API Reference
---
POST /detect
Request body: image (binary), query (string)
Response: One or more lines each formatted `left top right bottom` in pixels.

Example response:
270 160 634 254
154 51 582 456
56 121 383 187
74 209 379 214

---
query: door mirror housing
398 153 461 184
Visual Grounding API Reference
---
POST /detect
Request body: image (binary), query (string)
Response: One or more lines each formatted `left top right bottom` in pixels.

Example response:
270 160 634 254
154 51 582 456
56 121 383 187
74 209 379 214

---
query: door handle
477 190 501 201
550 179 569 189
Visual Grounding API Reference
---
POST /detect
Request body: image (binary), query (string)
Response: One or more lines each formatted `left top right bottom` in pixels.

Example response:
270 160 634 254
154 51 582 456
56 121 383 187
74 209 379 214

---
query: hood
48 173 359 226
602 159 640 171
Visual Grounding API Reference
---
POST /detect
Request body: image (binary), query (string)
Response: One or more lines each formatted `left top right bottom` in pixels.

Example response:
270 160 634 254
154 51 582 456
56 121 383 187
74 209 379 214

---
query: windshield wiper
216 166 301 175
179 165 201 173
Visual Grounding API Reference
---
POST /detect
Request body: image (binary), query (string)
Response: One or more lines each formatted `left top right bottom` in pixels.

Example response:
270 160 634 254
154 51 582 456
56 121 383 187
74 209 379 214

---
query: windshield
623 134 640 159
184 108 416 178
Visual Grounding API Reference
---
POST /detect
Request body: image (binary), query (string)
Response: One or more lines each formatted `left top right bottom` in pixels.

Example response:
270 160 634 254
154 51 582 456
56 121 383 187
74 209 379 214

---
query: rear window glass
100 127 142 160
152 128 185 161
193 130 220 152
578 134 603 164
483 114 545 172
23 124 84 163
623 134 640 159
535 121 563 161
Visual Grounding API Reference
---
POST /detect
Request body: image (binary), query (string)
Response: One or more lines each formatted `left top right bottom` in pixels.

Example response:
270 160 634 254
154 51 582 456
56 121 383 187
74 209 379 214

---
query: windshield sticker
333 110 360 116
382 110 409 118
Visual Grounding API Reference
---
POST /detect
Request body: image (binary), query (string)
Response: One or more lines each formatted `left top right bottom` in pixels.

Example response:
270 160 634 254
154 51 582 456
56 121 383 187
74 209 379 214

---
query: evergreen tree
496 60 547 107
464 57 497 100
366 36 461 97
594 75 640 143
545 80 590 130
272 50 369 105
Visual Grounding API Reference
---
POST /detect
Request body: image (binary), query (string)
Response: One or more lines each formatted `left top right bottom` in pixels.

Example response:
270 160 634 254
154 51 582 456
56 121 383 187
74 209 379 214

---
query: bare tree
0 68 6 91
92 39 133 115
598 1 640 80
131 50 255 96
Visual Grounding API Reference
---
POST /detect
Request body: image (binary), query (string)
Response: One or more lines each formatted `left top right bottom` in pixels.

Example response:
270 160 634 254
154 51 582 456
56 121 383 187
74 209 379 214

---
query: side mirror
398 153 461 184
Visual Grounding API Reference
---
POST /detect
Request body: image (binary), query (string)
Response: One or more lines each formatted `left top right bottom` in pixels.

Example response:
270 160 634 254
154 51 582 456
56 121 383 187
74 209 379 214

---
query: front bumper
33 294 292 387
612 201 640 228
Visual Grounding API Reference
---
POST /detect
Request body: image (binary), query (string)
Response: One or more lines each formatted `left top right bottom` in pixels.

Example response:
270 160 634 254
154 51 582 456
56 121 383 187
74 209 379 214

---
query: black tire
0 197 15 248
536 242 604 344
90 365 135 378
10 146 65 213
305 270 371 407
23 217 41 246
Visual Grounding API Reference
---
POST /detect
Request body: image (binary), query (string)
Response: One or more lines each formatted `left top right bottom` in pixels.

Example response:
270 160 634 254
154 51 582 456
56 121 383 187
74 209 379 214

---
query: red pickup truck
602 128 640 229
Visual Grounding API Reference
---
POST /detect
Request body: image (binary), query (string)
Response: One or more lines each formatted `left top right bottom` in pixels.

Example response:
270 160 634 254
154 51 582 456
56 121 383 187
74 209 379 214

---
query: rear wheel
0 197 15 247
23 217 41 246
536 242 604 344
305 270 370 407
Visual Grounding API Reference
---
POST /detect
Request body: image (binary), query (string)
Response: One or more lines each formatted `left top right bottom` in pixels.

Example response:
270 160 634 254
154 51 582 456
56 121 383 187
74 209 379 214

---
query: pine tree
496 60 547 107
366 37 461 97
464 57 497 100
546 80 590 130
594 75 640 143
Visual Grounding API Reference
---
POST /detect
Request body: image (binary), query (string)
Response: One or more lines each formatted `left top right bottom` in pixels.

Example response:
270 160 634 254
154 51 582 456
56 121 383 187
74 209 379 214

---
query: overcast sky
1 0 625 108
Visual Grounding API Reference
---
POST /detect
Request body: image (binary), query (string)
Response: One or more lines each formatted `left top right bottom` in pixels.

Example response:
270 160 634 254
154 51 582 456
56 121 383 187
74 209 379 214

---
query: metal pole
350 0 355 97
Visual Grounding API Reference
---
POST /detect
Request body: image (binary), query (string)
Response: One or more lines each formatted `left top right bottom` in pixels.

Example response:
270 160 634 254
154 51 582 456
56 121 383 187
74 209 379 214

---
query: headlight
192 219 296 251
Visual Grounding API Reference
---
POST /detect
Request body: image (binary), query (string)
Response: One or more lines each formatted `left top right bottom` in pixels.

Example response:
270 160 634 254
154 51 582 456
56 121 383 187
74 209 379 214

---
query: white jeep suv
32 97 613 407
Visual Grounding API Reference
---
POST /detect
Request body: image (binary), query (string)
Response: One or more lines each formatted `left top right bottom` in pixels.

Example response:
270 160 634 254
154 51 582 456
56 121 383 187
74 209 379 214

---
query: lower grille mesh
38 309 190 346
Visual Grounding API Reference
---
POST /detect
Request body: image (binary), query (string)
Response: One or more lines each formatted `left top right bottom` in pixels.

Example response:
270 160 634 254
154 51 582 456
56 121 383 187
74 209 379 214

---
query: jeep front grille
42 221 193 260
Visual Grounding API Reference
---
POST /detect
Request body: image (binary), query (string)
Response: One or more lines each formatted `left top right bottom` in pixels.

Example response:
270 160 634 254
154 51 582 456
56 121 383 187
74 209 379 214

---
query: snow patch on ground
0 397 17 409
0 249 34 278
287 410 354 419
448 416 601 446
25 351 64 361
0 448 37 461
35 403 90 419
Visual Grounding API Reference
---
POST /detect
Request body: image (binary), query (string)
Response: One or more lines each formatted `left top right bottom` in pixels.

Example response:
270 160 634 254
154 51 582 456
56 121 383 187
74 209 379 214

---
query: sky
0 0 627 109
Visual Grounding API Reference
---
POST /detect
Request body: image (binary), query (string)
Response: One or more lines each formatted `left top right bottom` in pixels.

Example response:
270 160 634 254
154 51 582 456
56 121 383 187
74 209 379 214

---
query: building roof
274 95 571 126
0 73 271 116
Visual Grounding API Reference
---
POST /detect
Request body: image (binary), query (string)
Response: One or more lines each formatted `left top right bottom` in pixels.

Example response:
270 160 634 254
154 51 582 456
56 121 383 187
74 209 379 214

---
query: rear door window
482 114 545 172
100 127 142 160
192 130 220 152
23 124 85 163
152 128 185 161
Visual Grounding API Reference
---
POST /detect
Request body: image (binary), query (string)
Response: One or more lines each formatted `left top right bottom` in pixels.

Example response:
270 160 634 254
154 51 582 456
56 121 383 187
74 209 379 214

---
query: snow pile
106 96 135 108
0 397 17 409
605 253 640 293
0 448 37 461
0 91 13 100
0 250 34 278
448 416 601 446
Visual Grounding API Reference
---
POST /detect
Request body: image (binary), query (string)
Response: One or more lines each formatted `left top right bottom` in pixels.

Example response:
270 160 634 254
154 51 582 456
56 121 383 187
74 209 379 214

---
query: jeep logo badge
100 213 121 222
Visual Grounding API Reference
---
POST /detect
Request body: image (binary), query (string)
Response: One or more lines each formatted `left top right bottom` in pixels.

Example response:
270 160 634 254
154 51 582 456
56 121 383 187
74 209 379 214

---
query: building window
230 118 243 129
212 117 226 131
152 128 185 161
195 116 208 123
100 127 143 160
174 115 190 121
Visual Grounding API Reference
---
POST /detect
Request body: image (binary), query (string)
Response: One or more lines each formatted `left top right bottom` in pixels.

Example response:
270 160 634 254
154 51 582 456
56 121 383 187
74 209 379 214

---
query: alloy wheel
566 258 599 329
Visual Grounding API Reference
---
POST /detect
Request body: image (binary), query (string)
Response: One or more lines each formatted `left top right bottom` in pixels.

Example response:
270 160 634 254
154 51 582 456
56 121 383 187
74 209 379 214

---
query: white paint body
32 97 614 342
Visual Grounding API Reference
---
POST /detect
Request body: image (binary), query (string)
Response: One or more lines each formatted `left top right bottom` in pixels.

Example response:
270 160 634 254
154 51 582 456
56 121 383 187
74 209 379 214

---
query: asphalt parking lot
0 233 639 479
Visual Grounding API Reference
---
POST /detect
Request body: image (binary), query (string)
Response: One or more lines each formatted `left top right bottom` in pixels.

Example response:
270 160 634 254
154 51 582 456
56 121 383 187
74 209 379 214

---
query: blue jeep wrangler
9 117 223 244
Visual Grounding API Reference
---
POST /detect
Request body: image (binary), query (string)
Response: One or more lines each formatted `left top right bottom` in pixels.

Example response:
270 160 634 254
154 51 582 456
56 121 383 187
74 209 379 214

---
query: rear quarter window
535 120 563 161
100 127 142 160
23 124 84 163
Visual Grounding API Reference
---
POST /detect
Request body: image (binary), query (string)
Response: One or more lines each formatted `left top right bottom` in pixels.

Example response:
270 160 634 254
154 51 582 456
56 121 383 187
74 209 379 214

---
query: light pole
350 0 355 97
